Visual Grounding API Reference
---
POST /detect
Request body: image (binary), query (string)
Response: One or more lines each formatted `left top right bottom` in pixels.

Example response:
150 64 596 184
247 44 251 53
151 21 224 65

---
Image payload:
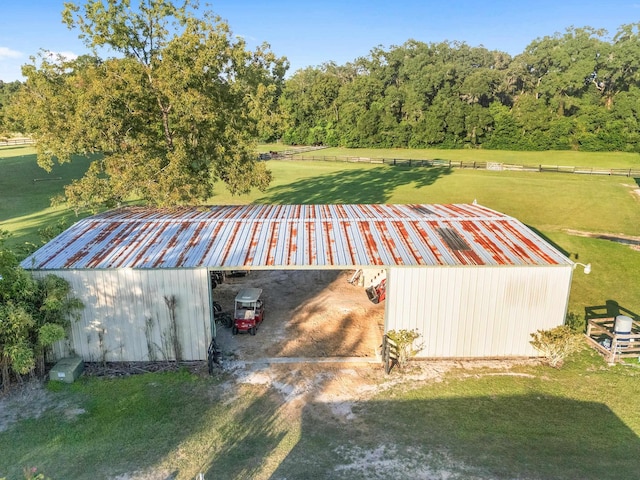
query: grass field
1 145 640 479
2 351 639 479
291 146 640 169
0 146 92 250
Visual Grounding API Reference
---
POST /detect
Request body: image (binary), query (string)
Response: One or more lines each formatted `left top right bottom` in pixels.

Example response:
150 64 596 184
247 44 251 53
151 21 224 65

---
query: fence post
382 334 398 374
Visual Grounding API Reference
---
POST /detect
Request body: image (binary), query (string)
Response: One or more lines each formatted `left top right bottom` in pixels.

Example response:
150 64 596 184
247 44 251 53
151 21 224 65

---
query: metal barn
20 204 574 361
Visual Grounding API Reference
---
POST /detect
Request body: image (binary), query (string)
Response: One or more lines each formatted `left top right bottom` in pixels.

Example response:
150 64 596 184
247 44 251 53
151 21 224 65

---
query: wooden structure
586 317 640 364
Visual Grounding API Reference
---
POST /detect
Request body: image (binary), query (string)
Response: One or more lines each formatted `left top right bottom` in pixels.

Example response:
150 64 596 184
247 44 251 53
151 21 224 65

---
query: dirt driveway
212 269 386 361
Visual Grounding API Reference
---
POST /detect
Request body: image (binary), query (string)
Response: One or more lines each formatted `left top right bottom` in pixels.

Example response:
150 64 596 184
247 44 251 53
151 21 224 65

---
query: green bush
386 328 423 369
530 325 584 368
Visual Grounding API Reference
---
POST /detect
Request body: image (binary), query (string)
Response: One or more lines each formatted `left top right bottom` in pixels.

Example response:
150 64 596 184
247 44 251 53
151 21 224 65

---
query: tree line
276 25 640 152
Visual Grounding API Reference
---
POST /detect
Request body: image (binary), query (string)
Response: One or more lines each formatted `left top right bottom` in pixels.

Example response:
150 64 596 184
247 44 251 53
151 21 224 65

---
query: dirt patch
213 269 385 360
0 380 84 433
564 228 640 250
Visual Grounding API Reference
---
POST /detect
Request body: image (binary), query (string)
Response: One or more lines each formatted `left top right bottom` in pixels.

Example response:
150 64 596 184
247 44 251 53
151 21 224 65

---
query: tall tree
9 0 287 211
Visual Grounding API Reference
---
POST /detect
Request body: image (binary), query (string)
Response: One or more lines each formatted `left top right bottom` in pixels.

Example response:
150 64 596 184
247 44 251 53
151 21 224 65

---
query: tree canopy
278 25 640 152
5 9 640 179
9 0 288 211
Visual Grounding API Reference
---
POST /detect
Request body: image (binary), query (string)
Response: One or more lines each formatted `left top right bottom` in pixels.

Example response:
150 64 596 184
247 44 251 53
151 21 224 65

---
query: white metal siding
386 266 572 357
41 269 211 362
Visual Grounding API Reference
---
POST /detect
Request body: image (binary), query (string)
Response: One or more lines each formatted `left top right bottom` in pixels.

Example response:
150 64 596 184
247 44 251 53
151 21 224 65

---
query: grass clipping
530 325 584 368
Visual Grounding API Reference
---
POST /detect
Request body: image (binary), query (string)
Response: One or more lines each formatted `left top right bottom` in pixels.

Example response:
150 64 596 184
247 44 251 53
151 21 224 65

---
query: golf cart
232 288 265 335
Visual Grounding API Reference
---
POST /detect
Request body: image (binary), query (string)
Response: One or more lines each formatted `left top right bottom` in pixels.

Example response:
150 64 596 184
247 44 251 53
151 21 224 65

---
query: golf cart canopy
235 288 263 304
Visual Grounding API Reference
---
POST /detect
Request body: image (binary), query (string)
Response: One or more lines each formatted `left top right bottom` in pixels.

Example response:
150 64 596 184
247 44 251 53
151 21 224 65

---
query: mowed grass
0 146 92 249
1 146 640 479
293 146 640 169
2 352 639 479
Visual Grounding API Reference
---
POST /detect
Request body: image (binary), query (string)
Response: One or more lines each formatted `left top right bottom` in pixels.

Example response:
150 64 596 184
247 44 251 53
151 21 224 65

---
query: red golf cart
231 288 265 335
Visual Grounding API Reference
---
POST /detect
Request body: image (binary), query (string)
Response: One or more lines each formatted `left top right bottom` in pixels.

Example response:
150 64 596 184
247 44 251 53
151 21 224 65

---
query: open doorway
209 269 385 361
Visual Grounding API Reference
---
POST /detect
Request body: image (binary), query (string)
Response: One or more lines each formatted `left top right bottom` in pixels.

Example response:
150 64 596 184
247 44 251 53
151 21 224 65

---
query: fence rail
586 317 640 364
0 137 35 146
278 154 640 177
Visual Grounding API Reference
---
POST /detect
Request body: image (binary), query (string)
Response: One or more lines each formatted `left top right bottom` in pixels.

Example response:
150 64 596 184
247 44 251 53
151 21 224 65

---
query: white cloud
41 50 79 61
0 46 22 60
52 51 79 61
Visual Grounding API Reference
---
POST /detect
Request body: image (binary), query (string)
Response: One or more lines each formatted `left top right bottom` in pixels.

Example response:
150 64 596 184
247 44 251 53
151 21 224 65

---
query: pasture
1 145 639 479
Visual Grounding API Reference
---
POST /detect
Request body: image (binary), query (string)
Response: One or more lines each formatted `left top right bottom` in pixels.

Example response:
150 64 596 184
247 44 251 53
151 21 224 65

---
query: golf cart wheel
250 326 256 336
232 326 238 335
225 316 233 328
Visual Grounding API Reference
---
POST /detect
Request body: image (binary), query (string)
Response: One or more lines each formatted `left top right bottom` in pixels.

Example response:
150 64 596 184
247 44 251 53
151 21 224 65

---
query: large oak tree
10 0 287 211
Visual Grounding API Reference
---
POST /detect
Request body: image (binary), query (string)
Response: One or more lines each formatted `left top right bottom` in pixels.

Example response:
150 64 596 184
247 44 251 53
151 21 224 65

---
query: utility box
49 357 84 383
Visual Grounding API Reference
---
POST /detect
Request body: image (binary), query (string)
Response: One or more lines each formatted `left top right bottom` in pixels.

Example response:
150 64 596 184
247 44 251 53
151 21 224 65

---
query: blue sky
1 0 638 82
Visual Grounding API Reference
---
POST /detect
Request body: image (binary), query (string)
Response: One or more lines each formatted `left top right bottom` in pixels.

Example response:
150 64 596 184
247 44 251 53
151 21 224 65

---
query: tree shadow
256 165 451 204
271 394 640 479
200 390 288 478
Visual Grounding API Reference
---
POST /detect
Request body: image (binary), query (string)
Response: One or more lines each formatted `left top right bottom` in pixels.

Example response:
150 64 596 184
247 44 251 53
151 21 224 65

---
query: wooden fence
0 137 35 146
586 317 640 364
278 154 640 177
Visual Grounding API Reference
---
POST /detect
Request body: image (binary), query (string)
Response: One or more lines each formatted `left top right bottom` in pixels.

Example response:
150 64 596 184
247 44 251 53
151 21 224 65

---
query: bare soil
212 269 386 360
564 228 640 250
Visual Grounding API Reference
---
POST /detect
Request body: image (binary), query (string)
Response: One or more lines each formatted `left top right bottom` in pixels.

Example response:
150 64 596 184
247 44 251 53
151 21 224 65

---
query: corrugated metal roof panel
20 204 571 270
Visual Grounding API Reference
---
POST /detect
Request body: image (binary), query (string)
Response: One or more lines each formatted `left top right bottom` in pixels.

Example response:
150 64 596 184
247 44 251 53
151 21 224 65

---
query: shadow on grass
585 300 638 320
525 225 571 258
2 209 84 256
270 394 640 479
199 390 288 478
0 152 92 248
0 371 291 480
257 165 451 204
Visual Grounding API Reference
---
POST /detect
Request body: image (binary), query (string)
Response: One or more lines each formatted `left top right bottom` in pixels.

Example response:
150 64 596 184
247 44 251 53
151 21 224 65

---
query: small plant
22 467 49 480
564 311 585 333
385 329 423 370
530 325 584 368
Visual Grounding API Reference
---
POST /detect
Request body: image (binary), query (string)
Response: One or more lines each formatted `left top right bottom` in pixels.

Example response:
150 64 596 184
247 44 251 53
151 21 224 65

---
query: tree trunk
1 354 10 394
36 351 45 378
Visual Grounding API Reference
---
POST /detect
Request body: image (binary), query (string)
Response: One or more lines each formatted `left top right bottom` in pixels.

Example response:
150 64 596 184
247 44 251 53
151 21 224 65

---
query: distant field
0 146 94 249
289 146 640 169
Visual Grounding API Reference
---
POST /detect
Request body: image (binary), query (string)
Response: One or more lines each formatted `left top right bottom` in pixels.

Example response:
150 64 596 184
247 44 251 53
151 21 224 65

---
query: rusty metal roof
20 204 571 270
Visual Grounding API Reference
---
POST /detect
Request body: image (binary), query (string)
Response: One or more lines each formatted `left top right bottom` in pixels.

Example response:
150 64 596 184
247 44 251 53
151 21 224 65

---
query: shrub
564 311 585 333
385 329 423 370
530 325 584 368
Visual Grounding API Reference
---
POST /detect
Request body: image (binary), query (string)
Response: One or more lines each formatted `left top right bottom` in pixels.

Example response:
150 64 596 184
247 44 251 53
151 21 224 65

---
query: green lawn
291 146 640 169
2 351 639 479
0 146 92 249
1 146 640 479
